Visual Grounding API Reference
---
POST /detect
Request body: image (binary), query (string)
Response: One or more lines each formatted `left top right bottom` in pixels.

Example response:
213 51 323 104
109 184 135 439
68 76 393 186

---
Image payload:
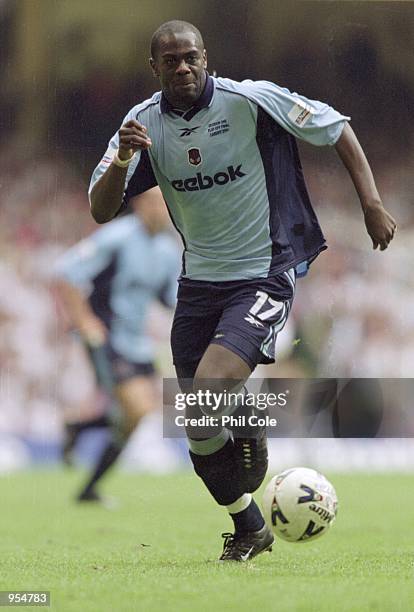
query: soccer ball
262 467 338 543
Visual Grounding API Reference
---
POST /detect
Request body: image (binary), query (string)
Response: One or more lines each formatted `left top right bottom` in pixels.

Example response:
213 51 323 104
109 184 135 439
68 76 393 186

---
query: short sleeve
216 77 350 146
54 222 128 292
88 106 157 216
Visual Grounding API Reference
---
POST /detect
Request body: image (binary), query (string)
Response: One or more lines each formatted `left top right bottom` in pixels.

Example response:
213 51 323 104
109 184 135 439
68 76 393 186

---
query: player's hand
118 119 152 160
78 316 108 347
363 204 397 251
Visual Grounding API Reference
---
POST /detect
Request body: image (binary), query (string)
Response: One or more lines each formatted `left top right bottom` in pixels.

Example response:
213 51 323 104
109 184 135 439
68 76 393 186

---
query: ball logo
298 484 323 504
187 148 202 167
271 496 289 526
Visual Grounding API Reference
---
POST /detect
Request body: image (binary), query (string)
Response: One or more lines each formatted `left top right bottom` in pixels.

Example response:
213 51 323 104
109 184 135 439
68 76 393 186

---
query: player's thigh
115 374 158 420
171 285 221 390
208 270 296 374
172 315 250 393
111 355 158 419
194 343 252 391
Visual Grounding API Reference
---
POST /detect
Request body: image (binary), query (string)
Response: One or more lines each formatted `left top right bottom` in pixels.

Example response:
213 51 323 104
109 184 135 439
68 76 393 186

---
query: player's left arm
235 80 397 250
334 123 396 251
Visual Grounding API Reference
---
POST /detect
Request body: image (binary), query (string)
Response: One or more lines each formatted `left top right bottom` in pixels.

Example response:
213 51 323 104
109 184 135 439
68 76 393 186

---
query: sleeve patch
287 101 315 127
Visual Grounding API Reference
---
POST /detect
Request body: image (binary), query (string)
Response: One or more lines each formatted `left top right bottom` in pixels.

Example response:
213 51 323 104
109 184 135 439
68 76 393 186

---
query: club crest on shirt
187 148 202 166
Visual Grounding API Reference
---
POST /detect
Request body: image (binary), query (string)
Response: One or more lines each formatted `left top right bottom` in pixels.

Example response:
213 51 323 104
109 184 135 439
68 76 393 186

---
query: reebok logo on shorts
244 314 264 328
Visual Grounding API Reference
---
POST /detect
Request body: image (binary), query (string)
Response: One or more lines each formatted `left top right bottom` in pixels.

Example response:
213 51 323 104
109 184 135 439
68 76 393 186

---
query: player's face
150 31 207 110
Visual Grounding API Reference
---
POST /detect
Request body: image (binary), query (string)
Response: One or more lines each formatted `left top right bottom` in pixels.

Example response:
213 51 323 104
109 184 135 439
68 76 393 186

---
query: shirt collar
160 72 214 118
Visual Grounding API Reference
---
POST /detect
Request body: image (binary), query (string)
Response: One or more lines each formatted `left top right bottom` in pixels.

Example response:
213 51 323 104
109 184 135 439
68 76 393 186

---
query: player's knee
124 411 140 431
184 401 221 438
192 375 245 418
174 362 198 394
116 380 155 418
194 344 251 383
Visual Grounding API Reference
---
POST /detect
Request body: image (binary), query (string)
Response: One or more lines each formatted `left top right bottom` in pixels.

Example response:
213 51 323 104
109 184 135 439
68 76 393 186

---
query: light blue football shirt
55 215 181 362
89 76 350 282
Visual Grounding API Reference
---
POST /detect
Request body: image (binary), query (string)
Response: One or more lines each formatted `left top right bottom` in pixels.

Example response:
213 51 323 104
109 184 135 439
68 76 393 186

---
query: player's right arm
56 279 107 346
89 119 152 224
54 224 124 344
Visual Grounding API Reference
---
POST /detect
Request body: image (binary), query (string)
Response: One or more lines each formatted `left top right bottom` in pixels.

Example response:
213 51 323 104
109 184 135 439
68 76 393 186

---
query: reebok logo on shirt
171 164 247 192
179 126 200 137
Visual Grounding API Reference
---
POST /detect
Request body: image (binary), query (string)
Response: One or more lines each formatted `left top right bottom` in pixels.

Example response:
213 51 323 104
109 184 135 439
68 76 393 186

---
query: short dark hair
150 20 204 59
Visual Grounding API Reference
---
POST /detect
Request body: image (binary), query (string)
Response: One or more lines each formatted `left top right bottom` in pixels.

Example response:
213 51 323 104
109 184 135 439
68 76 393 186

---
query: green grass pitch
0 469 413 611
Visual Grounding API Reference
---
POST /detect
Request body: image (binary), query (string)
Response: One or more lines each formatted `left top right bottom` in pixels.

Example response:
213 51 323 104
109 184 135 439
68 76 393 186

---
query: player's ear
149 57 159 77
203 49 208 69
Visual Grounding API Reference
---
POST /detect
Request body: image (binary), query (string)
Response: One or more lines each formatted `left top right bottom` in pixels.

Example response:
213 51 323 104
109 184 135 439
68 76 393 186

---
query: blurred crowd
258 155 414 379
0 0 413 473
0 151 413 456
0 157 93 444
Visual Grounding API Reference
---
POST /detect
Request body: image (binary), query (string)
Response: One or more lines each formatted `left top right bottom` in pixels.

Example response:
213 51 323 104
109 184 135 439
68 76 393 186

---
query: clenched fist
118 119 152 160
364 204 397 251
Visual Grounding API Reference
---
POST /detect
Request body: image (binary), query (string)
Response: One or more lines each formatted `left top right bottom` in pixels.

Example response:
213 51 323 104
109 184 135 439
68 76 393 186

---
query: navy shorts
171 269 295 374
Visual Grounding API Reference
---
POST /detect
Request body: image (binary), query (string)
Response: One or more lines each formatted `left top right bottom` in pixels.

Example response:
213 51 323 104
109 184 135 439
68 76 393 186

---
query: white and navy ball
262 467 338 543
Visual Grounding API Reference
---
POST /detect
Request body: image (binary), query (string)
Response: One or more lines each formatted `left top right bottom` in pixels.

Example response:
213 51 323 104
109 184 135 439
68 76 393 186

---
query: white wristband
112 151 135 168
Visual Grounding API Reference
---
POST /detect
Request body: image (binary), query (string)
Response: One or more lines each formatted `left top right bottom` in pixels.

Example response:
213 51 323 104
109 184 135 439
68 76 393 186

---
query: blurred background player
55 187 181 503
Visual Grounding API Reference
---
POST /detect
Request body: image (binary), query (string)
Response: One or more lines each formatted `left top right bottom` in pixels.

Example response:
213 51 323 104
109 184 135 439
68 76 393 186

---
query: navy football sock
78 440 123 497
67 415 110 434
189 438 246 505
230 498 265 534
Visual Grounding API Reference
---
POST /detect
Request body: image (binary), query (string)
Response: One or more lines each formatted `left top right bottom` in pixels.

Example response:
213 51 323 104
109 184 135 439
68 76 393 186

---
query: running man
88 21 396 558
56 187 180 503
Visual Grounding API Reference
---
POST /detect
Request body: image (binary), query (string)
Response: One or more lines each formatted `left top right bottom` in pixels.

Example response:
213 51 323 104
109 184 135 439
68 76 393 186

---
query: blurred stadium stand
1 0 414 472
